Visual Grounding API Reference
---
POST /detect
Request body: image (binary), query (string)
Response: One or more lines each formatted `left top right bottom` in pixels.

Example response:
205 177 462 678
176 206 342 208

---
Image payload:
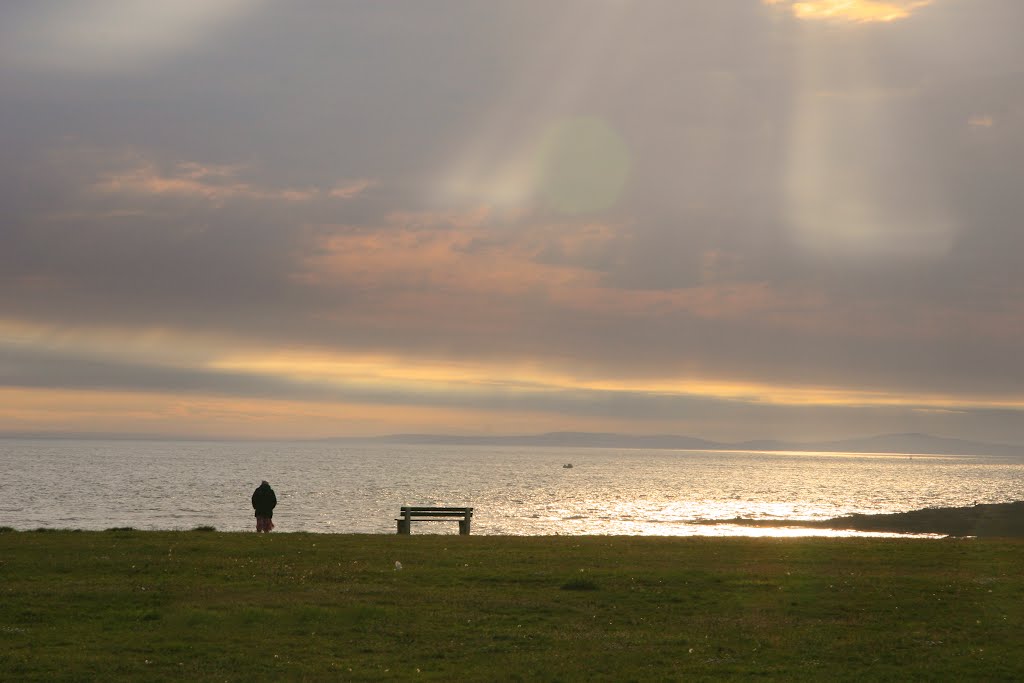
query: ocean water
2 439 1022 537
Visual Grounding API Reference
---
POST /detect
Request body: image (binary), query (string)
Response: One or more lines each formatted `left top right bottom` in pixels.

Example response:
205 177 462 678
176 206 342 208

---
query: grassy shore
2 530 1023 681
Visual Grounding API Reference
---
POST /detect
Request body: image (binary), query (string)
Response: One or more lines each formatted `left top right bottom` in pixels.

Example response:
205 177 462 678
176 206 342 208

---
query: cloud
90 154 373 206
2 2 1024 442
329 179 378 199
294 208 601 298
293 207 828 329
766 0 935 23
1 1 258 74
5 335 1024 443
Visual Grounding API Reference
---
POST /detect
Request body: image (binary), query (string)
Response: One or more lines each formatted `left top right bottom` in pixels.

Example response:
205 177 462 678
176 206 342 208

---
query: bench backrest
400 506 473 519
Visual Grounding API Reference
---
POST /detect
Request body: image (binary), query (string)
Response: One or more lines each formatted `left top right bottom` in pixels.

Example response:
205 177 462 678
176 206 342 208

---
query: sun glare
436 3 634 213
779 1 954 260
766 0 934 23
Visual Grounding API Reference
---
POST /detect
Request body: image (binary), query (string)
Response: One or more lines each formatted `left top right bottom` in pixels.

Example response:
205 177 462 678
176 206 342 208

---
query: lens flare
537 117 631 215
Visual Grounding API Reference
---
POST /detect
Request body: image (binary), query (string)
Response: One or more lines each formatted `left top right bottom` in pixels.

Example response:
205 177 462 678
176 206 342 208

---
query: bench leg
459 519 471 535
397 520 410 534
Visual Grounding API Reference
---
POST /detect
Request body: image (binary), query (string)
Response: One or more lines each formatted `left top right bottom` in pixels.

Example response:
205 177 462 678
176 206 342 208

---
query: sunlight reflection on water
2 440 1020 537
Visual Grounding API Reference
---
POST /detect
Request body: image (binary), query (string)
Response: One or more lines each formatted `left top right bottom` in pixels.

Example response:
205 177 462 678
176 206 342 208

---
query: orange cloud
329 178 378 199
93 161 315 203
294 207 813 326
87 152 373 205
294 208 605 299
5 307 1024 440
318 218 989 349
0 386 657 439
296 203 1024 349
766 0 933 23
0 387 474 438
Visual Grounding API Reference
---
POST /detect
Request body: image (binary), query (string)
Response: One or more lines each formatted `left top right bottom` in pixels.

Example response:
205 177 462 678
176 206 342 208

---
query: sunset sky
2 0 1023 443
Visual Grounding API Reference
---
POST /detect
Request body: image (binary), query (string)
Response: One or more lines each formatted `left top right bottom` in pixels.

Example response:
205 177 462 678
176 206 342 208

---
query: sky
2 0 1023 443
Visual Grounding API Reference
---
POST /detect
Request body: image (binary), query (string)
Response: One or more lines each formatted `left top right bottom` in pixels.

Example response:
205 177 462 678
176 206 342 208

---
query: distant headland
701 501 1024 538
358 431 1024 458
3 430 1023 458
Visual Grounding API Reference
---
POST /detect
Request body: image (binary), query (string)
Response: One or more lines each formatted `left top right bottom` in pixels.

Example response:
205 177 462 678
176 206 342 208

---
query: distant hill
368 431 1024 458
376 431 719 450
803 432 1024 457
4 429 1021 457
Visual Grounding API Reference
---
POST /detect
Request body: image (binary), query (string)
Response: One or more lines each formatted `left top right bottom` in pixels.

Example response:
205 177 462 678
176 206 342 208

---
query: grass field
2 530 1022 681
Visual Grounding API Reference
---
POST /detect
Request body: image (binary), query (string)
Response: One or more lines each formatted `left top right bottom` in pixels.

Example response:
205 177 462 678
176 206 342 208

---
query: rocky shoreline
705 501 1024 537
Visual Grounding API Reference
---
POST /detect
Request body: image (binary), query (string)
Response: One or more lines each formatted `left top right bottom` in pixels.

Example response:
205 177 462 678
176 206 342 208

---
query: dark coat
252 482 277 518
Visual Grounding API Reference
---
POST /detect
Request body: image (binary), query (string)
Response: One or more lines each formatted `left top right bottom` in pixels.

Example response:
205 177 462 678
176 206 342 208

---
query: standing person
251 480 277 532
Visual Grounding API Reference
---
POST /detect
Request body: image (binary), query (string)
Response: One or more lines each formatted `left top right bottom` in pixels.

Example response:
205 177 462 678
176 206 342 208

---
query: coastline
5 502 1022 538
700 501 1024 538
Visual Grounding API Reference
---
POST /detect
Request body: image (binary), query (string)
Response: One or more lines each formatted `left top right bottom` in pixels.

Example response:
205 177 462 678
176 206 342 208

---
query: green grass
2 532 1022 681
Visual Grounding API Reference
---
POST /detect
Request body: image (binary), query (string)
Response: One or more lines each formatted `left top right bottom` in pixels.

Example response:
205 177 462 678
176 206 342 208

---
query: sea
3 439 1022 537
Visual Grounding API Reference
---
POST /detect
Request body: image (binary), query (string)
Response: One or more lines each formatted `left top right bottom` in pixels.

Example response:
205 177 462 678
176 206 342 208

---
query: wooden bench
396 506 473 535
